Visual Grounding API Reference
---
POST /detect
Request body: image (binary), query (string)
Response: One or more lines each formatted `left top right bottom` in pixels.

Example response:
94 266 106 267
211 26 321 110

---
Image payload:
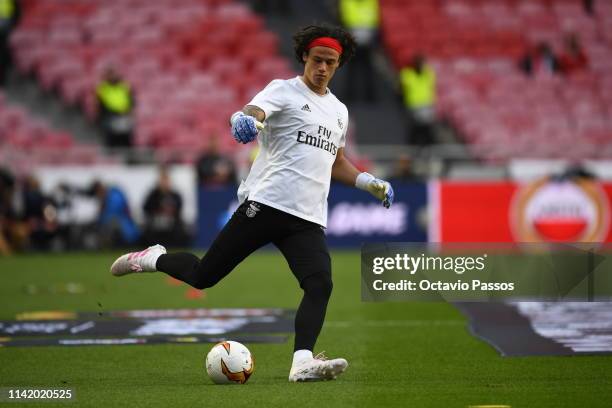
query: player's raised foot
110 244 166 277
288 352 348 382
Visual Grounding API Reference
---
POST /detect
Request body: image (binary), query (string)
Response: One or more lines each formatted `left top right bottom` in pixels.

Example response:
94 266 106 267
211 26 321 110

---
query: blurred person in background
142 167 189 248
519 42 560 77
195 136 237 186
388 154 421 183
0 167 24 254
21 175 60 251
96 66 135 148
48 182 78 250
554 163 597 182
87 180 139 248
339 0 379 102
559 33 588 75
0 0 20 86
400 54 437 146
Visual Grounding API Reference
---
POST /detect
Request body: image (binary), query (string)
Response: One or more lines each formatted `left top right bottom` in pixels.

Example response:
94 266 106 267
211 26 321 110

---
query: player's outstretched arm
230 105 265 144
332 148 394 208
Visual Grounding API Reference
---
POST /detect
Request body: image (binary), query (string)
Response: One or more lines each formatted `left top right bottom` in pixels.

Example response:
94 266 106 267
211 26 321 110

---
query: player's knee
192 279 207 290
302 272 333 300
193 259 226 289
186 261 218 290
193 274 218 290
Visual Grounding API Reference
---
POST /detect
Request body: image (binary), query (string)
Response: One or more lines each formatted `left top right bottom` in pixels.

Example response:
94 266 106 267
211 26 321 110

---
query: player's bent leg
294 272 333 351
288 273 347 382
114 200 275 289
156 242 255 290
113 244 238 290
155 252 202 286
275 226 348 382
110 244 167 277
182 201 275 289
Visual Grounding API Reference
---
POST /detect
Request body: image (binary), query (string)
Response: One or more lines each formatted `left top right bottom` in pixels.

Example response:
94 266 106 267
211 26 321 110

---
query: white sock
292 349 313 366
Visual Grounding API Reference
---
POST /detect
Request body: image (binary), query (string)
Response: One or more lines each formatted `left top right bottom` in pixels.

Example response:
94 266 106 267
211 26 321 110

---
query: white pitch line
324 320 465 328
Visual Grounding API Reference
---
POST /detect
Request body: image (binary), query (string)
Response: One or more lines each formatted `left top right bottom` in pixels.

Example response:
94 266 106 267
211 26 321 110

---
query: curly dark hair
293 24 356 67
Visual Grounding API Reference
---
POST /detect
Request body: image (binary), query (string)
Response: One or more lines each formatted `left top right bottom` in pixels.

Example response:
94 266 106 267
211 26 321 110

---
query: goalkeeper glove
356 172 394 209
230 111 264 144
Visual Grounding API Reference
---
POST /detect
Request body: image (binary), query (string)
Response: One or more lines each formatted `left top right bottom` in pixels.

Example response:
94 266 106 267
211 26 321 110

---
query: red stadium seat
380 0 612 160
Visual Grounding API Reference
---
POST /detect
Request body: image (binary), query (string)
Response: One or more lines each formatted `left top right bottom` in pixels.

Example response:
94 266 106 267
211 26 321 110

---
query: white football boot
110 244 166 277
288 352 348 382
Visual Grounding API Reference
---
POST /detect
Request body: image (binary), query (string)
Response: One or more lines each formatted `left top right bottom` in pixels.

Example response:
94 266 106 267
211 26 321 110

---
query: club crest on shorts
246 202 261 218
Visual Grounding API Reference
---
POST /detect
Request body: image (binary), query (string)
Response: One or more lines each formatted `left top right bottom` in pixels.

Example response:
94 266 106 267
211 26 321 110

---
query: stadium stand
9 0 295 163
381 0 612 162
6 0 611 165
0 89 113 172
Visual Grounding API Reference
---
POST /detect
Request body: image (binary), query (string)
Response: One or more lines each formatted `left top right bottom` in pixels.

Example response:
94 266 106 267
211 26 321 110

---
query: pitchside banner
434 178 612 243
457 302 612 356
195 183 428 248
0 308 292 348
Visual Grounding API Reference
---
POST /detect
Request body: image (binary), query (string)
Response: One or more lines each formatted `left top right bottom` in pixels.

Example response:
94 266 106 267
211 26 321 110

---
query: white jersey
237 76 348 227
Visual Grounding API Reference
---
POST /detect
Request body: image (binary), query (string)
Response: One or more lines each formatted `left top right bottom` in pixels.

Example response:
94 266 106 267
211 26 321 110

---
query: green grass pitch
1 251 611 407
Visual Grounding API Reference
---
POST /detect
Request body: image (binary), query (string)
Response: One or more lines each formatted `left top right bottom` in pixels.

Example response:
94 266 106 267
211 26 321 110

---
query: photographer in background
142 167 189 248
87 180 140 248
0 167 23 254
21 175 60 250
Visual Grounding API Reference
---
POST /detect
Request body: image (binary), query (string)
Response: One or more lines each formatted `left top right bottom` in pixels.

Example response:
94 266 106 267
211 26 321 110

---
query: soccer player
110 24 394 382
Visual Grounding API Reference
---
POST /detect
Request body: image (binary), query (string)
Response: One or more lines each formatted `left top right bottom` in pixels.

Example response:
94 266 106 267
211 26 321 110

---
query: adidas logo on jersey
301 104 311 112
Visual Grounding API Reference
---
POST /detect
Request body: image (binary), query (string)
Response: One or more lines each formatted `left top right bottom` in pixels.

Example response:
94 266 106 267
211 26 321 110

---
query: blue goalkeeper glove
356 172 394 209
230 111 264 144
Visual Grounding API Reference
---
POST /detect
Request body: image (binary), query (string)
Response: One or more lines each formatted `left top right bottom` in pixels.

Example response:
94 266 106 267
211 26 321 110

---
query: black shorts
197 200 331 286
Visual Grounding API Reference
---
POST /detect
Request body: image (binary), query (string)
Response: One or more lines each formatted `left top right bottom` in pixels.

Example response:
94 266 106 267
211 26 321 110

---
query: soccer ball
205 341 254 384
